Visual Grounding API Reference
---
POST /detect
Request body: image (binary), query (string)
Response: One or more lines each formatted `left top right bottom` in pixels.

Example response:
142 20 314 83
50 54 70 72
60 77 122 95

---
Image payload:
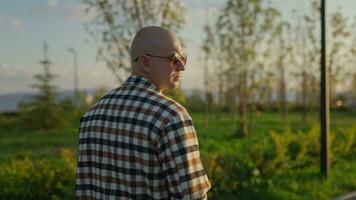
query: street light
67 47 79 106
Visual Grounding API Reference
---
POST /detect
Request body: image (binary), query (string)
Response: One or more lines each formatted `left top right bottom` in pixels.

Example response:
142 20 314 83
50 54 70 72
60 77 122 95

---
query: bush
0 148 76 200
201 124 356 199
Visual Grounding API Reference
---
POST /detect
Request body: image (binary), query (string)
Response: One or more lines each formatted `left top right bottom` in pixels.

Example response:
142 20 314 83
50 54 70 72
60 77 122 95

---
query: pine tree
19 42 61 130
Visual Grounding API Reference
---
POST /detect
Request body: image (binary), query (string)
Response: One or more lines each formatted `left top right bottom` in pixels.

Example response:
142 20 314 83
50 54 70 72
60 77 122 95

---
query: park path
334 191 356 200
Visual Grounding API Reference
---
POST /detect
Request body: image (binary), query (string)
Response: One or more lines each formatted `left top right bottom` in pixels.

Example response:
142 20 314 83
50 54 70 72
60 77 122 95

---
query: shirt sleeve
157 111 211 199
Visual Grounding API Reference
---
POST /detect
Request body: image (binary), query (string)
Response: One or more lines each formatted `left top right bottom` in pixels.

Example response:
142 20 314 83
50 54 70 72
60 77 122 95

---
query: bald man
76 26 211 199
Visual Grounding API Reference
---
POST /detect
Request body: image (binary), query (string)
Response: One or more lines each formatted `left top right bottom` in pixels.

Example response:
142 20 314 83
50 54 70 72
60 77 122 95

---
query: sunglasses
134 52 187 66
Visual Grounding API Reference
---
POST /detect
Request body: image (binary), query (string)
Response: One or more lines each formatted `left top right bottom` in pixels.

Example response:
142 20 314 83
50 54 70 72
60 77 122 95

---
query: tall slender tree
82 0 186 83
273 21 291 119
212 0 279 136
289 1 320 121
202 24 214 126
292 1 351 117
348 17 356 107
328 9 351 107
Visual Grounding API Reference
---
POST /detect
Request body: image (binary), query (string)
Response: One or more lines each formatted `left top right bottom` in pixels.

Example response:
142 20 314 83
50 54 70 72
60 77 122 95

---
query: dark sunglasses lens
170 54 180 64
172 53 187 65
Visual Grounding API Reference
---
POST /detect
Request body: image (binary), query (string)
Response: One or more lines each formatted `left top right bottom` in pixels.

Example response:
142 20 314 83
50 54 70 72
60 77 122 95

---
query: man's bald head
130 26 182 69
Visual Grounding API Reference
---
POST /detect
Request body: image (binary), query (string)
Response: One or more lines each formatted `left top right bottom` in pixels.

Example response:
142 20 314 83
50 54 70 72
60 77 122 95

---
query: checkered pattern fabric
76 75 211 200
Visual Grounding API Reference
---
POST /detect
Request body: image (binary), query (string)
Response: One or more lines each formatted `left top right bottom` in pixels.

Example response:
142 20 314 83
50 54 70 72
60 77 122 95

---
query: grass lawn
0 128 78 164
0 111 355 199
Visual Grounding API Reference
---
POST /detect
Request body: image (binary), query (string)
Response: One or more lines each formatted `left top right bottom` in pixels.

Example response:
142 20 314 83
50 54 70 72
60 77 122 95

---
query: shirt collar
122 74 159 92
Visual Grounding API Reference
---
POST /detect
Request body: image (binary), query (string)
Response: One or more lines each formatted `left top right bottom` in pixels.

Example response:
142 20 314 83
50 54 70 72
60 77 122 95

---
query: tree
352 74 356 107
202 24 215 126
19 42 62 130
185 90 204 113
211 0 279 136
328 9 351 107
258 71 275 111
288 1 320 121
273 20 291 119
302 15 316 120
291 1 351 117
163 86 187 106
348 17 356 108
82 0 186 83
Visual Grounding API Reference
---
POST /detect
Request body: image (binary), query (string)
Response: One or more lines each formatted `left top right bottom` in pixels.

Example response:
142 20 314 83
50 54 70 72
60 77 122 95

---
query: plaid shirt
76 75 211 200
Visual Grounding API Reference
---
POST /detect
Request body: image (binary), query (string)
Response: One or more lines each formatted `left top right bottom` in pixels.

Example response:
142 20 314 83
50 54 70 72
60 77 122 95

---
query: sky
1 0 356 95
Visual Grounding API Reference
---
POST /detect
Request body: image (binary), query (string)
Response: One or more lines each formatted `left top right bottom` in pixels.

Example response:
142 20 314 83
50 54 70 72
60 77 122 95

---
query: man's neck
131 72 163 93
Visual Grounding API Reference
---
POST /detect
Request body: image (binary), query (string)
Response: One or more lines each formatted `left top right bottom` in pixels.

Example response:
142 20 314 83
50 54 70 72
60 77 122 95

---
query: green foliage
331 125 356 160
18 101 62 131
185 90 204 112
193 112 356 199
0 114 19 131
163 86 187 106
0 111 355 199
0 129 78 164
0 148 76 200
207 0 281 136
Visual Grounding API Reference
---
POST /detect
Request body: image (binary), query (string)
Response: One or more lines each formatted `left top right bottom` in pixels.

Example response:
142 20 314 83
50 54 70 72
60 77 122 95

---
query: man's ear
140 55 150 73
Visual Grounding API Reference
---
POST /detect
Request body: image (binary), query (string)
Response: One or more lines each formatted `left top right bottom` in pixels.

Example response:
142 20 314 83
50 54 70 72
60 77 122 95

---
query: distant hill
0 89 197 112
0 90 94 112
0 89 295 112
0 93 32 112
2 89 349 113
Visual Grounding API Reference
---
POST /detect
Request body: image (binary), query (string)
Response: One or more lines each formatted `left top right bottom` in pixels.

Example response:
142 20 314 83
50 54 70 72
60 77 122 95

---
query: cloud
0 15 22 30
47 0 58 8
0 62 38 94
0 62 33 78
11 18 22 29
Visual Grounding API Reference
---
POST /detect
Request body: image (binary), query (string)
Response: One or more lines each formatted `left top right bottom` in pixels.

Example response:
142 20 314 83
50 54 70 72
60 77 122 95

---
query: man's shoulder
162 93 189 114
119 84 187 114
83 86 188 117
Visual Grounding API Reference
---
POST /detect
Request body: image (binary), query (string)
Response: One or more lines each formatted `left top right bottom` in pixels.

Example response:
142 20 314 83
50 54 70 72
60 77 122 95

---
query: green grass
1 111 353 163
192 111 355 154
192 111 356 199
266 158 356 200
0 128 78 164
0 111 355 199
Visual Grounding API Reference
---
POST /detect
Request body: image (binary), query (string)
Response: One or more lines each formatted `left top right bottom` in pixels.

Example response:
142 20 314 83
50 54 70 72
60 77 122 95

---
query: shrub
202 124 356 199
0 148 76 200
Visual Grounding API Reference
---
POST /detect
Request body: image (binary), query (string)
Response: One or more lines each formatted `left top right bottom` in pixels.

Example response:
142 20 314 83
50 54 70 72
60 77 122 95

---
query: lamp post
67 47 79 106
320 0 330 178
